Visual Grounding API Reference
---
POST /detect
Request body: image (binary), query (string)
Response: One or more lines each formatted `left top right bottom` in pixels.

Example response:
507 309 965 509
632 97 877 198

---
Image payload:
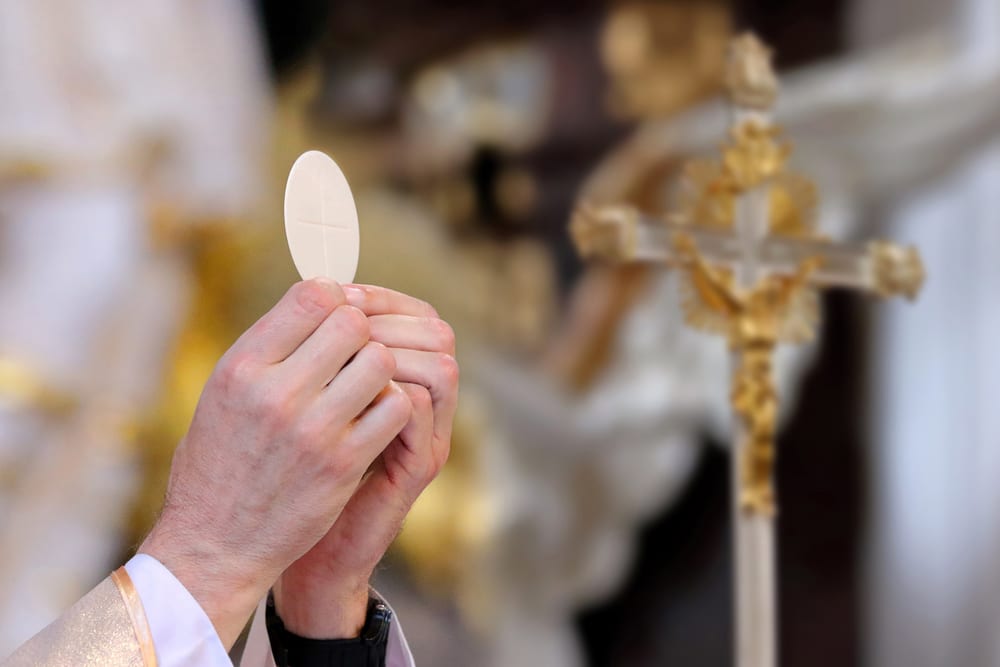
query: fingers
367 315 455 355
235 279 346 364
316 342 397 424
396 383 433 454
397 382 448 489
386 349 459 442
342 285 438 318
353 384 436 508
345 382 412 460
281 305 370 389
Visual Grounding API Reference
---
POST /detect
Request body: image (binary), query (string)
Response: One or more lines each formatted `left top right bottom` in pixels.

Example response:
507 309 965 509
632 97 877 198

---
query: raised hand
274 285 459 639
139 279 412 649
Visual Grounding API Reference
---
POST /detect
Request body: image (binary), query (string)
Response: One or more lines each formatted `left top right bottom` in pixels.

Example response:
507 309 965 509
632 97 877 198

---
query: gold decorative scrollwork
722 122 790 191
724 32 779 110
869 241 925 300
732 346 777 514
672 233 821 514
675 123 813 237
569 202 639 261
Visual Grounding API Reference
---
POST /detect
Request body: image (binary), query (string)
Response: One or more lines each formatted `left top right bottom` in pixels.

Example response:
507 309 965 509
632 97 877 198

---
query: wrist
274 567 371 639
267 593 393 667
139 520 269 649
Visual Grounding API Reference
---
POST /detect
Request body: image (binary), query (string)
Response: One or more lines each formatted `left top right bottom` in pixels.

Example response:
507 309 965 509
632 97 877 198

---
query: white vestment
2 554 416 667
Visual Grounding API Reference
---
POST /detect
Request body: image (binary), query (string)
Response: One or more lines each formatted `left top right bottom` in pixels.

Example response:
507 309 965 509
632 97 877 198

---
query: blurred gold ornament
570 202 639 261
767 172 818 237
732 346 778 513
677 159 733 229
673 233 821 513
721 122 790 190
672 233 821 347
869 240 925 300
673 116 800 227
601 0 731 119
573 32 925 517
0 159 49 182
724 32 779 110
0 357 77 417
146 200 241 253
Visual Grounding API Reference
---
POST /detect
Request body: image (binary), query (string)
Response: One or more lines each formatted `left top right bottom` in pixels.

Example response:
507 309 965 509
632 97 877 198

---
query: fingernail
343 285 364 302
313 276 340 291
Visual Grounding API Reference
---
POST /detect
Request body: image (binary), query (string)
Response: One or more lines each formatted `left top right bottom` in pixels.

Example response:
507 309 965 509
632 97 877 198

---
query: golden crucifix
571 33 924 667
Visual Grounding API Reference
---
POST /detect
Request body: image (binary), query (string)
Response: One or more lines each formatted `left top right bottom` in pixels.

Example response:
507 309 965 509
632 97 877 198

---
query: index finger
342 284 439 318
233 278 346 363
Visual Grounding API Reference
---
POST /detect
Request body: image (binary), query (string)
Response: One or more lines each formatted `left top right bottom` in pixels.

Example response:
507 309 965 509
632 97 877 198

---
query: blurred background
1 0 998 665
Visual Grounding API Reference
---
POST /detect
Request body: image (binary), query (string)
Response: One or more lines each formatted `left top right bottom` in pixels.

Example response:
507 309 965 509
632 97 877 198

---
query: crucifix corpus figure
570 32 925 667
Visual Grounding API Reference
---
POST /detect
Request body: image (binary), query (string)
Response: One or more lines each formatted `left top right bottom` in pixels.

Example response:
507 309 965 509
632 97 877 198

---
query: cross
294 215 355 277
570 33 923 667
292 170 357 277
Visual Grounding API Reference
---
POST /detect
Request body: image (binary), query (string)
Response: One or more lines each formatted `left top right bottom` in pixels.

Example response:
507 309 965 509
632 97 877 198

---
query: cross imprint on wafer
284 150 360 283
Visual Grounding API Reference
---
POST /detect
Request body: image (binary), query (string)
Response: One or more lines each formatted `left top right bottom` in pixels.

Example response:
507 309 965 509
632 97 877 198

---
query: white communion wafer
284 150 360 283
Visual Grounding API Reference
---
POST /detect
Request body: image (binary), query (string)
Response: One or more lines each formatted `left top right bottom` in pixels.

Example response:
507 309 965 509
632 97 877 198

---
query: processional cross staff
570 33 925 667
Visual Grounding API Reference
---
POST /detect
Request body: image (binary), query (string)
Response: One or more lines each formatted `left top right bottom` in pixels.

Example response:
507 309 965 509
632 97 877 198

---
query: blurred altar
1 0 998 665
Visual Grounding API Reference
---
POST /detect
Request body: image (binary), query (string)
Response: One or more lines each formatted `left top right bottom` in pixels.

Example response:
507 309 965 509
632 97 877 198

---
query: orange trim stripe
111 566 159 667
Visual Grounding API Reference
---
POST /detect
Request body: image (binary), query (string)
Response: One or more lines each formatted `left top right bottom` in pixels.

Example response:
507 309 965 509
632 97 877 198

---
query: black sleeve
265 593 391 667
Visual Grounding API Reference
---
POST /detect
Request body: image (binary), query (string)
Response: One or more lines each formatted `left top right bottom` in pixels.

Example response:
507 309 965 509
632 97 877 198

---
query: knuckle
407 385 433 412
335 305 371 343
432 319 456 352
256 387 294 427
422 300 440 319
292 419 324 449
292 279 342 317
365 342 397 377
435 353 460 386
215 352 257 392
319 447 357 480
383 385 413 422
242 381 295 430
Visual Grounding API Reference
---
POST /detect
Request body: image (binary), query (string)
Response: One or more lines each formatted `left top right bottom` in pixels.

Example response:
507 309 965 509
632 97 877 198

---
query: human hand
139 279 413 649
273 286 458 638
